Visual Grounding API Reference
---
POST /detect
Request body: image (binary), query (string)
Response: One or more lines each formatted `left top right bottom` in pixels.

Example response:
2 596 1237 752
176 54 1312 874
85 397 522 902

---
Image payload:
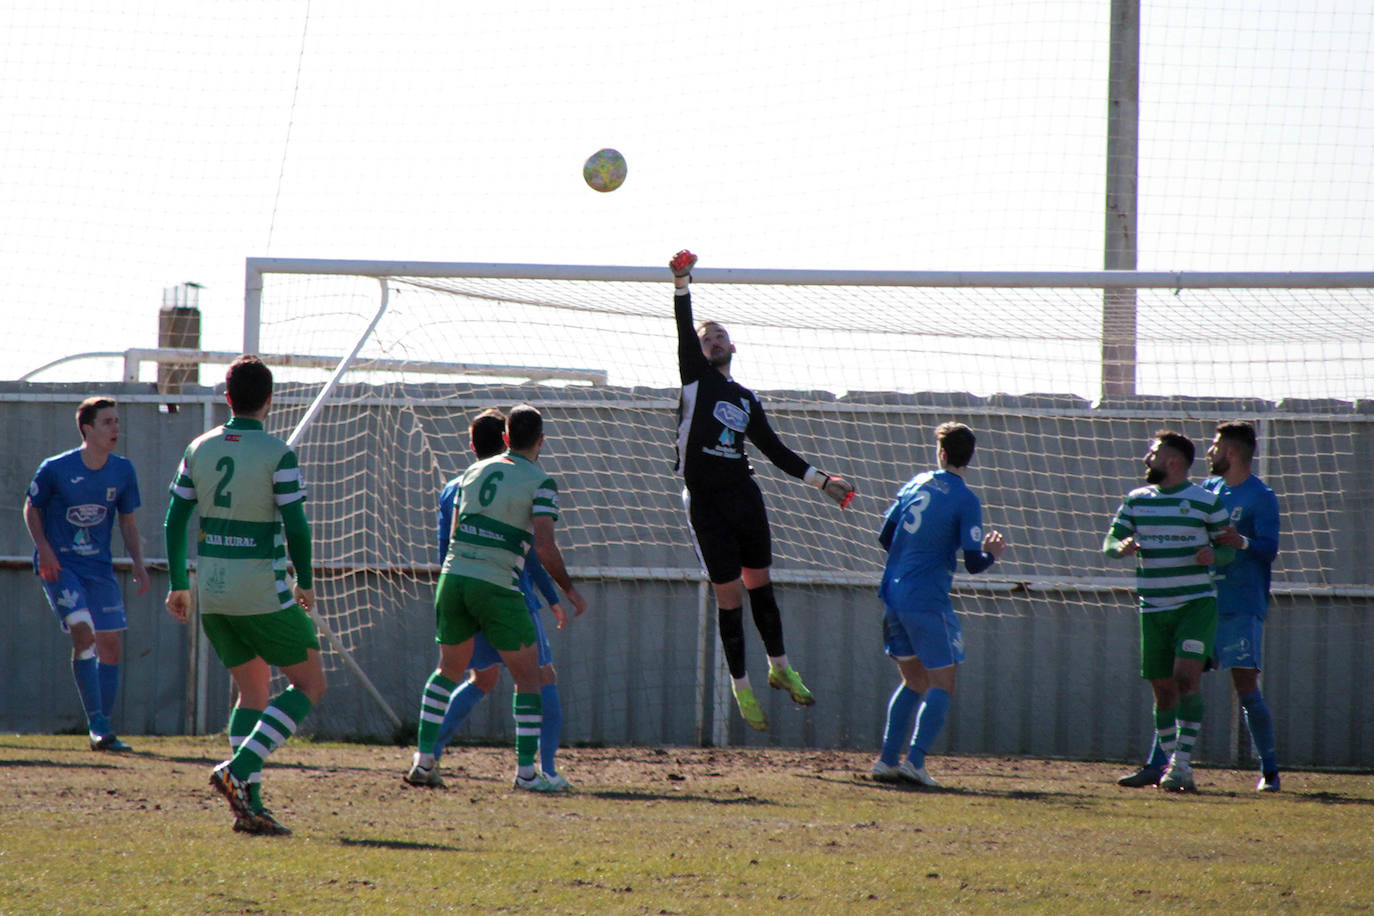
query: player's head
1145 429 1194 485
936 421 976 469
470 408 507 459
225 354 274 416
505 403 544 452
76 396 118 444
697 321 735 369
1208 420 1256 476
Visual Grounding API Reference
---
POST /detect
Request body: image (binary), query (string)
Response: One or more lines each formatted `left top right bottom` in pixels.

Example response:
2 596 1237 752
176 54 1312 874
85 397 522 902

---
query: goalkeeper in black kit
669 249 856 730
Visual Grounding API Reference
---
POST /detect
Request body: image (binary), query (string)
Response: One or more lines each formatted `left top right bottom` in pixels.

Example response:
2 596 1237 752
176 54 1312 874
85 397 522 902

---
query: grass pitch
1 735 1371 914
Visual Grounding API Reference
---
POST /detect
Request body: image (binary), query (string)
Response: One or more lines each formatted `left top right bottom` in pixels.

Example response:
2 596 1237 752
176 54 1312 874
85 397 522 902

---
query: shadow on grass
338 836 468 852
583 789 775 806
1292 791 1374 807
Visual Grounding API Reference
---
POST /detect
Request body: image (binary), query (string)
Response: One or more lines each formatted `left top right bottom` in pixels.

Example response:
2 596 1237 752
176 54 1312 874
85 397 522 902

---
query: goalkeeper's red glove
669 249 698 278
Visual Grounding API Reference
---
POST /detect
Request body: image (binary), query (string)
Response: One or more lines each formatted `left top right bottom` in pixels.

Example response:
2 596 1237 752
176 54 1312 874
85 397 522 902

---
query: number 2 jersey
167 417 308 615
878 470 985 614
674 288 809 493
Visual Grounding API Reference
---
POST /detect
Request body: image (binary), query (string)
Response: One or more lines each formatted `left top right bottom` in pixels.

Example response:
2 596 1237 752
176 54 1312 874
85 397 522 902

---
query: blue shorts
40 568 127 633
1214 614 1263 670
469 606 553 670
883 603 965 670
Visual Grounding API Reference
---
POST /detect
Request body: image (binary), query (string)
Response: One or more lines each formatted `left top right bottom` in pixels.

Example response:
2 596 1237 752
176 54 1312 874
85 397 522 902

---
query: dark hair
505 404 544 451
936 421 976 468
470 408 507 459
225 355 273 415
1215 420 1257 459
75 396 117 440
1155 429 1195 465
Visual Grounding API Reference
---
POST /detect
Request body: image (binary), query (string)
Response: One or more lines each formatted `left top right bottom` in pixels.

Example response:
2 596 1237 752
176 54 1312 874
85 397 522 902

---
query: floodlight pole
1103 0 1140 398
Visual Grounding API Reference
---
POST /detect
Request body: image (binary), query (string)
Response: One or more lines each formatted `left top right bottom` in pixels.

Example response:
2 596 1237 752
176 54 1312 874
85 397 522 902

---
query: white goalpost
245 257 1374 744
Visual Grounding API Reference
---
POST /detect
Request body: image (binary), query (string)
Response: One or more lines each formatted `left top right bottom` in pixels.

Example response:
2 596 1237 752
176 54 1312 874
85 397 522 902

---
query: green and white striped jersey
440 451 559 591
1107 481 1228 612
169 418 306 615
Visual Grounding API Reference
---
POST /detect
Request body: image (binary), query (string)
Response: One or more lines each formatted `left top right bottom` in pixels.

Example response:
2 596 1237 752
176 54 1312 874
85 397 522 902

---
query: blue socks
98 662 120 721
880 684 922 766
433 681 487 757
1146 734 1169 769
1240 688 1278 773
908 687 951 770
72 654 110 736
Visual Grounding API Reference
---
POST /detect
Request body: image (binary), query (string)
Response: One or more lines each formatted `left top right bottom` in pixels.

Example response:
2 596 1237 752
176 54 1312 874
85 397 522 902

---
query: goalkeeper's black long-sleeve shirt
673 287 810 495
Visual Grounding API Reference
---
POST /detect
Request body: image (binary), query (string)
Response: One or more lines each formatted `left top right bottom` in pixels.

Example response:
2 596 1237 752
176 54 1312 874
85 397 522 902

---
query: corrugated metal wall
2 382 1370 769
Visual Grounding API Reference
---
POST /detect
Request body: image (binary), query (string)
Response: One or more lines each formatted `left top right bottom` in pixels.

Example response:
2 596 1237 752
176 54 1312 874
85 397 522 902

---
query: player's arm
746 399 857 508
1102 507 1139 558
274 451 314 610
878 502 900 552
961 500 1003 573
532 515 587 620
23 497 62 582
523 546 567 628
671 251 709 384
117 512 151 595
163 494 196 622
437 480 457 566
1240 490 1281 563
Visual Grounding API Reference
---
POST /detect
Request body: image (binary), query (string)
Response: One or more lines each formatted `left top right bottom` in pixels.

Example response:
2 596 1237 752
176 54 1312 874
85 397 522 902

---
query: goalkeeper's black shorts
684 478 772 585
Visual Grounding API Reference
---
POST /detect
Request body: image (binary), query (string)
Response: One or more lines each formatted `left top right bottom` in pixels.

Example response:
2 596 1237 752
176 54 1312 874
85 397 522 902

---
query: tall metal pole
1103 0 1140 398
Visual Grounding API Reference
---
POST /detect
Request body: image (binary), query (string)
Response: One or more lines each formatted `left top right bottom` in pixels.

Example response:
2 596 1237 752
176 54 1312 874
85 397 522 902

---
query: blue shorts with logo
882 603 965 670
1213 614 1263 670
469 607 553 669
40 567 127 632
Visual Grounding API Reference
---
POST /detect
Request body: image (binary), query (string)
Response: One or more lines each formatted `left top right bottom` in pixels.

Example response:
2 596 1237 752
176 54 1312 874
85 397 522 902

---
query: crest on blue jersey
712 400 750 432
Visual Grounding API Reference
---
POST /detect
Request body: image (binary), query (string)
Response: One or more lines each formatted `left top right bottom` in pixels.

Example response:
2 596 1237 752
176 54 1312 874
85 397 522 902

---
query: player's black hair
506 404 544 451
75 396 117 440
1215 420 1257 460
936 421 976 468
225 355 274 415
1155 428 1195 465
470 408 507 459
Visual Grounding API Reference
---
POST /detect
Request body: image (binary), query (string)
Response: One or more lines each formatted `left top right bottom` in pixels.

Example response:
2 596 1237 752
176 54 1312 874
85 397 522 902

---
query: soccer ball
583 148 627 193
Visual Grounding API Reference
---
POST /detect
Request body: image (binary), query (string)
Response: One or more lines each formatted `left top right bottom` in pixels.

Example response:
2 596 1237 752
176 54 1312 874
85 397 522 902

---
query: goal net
247 259 1374 744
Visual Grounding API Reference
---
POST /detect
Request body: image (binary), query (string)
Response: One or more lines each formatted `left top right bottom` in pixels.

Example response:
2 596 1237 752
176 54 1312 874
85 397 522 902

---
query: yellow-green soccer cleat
732 685 769 731
767 665 815 706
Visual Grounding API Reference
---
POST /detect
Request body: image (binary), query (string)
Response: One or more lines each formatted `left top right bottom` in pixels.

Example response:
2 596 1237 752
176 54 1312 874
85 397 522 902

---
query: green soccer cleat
732 685 769 731
767 665 815 706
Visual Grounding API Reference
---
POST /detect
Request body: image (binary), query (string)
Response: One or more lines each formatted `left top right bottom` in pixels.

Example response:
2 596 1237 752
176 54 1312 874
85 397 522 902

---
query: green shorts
1139 596 1218 681
201 605 320 670
434 573 535 652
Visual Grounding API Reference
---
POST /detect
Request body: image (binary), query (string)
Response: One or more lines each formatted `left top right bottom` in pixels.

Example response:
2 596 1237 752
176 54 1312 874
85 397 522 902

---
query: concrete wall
2 381 1370 770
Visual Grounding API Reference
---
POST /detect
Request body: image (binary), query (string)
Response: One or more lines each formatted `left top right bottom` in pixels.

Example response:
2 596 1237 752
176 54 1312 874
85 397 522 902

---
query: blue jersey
438 474 559 613
878 470 984 613
1204 474 1279 621
27 448 141 579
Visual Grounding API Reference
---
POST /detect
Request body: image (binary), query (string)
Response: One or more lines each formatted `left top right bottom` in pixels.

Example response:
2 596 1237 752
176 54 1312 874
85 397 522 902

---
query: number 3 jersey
878 470 985 614
168 417 306 615
440 451 559 592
